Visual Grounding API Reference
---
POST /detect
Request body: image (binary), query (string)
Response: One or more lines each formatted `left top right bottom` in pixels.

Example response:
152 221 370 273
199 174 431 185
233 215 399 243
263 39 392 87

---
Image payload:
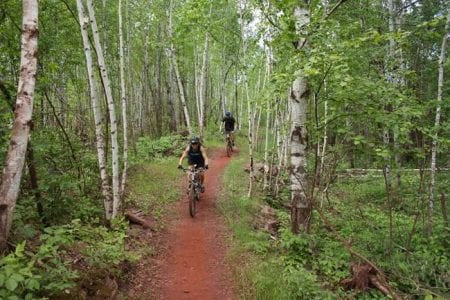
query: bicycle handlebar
180 166 206 173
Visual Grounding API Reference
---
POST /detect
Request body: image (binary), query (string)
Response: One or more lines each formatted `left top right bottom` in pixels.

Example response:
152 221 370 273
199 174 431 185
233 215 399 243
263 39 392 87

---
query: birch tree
76 0 112 220
428 5 450 236
86 0 121 218
199 2 213 139
119 0 128 195
168 0 192 135
0 0 39 251
290 3 311 234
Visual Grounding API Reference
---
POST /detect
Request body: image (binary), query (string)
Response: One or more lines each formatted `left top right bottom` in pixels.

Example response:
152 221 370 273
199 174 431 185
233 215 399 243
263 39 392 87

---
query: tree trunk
77 0 112 220
199 32 209 139
168 60 178 132
320 97 328 177
168 0 192 135
0 0 39 251
429 5 450 236
86 0 121 218
290 4 311 234
119 0 128 196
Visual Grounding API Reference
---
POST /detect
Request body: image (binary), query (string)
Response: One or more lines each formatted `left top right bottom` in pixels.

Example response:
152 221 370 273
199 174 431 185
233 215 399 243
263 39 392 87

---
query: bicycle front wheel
189 185 196 217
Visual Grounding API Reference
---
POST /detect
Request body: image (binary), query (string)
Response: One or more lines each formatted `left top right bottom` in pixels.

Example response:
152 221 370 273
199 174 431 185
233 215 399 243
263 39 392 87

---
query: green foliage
0 229 77 299
219 152 338 299
0 219 136 298
69 219 138 272
326 173 450 297
134 135 185 162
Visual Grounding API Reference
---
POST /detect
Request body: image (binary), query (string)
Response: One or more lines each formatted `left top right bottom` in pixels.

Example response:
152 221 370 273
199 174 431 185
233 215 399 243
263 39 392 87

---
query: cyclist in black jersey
222 111 236 146
178 137 209 192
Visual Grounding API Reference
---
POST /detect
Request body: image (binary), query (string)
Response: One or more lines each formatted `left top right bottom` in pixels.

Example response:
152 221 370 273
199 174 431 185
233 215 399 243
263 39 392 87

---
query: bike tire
189 185 196 217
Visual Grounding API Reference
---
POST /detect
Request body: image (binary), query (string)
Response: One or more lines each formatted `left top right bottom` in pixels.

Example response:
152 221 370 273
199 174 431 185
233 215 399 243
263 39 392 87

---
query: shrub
134 135 185 162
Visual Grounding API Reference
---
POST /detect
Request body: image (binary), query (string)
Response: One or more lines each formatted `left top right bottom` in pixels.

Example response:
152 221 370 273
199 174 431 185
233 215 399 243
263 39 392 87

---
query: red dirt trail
127 149 236 300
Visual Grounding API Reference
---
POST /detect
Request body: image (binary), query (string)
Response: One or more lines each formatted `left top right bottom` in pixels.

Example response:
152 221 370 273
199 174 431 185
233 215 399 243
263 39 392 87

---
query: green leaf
10 274 24 283
0 273 5 287
5 278 18 291
25 294 34 300
425 294 433 300
26 279 40 290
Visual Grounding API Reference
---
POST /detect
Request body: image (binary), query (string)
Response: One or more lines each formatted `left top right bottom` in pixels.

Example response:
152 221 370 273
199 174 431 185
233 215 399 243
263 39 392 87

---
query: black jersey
188 145 205 167
222 116 236 131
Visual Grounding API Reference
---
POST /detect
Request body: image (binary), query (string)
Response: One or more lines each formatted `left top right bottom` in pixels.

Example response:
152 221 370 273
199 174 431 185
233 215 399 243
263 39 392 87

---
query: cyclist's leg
186 164 194 191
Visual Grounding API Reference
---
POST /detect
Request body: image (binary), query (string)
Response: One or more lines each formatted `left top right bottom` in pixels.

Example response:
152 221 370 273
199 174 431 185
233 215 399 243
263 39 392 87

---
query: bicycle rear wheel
226 140 232 157
189 185 196 217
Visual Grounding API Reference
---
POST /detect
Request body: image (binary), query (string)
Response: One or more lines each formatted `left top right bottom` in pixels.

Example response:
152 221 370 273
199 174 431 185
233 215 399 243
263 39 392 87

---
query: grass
324 173 450 298
218 142 334 299
218 137 450 299
126 157 182 226
217 149 260 299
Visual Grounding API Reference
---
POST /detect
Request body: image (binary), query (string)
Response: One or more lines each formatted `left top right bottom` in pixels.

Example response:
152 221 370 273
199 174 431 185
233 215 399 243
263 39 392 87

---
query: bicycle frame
181 166 205 217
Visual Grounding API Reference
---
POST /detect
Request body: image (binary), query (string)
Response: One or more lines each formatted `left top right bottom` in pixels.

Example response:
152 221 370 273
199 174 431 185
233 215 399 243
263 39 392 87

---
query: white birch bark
76 0 112 220
429 5 450 236
320 96 328 177
168 0 192 135
119 0 128 195
290 5 310 234
86 0 121 218
194 46 201 128
263 106 271 189
199 33 209 139
0 0 38 250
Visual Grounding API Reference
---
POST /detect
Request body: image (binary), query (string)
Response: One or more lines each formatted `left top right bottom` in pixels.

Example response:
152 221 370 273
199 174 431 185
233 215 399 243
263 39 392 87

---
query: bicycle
180 166 205 217
226 133 233 157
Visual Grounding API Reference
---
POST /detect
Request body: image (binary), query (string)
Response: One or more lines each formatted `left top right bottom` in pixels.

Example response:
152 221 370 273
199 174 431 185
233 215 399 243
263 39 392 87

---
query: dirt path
127 149 236 300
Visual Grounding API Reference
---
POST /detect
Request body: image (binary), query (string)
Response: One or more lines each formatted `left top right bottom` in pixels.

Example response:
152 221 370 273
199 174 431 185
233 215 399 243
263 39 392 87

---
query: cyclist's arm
201 147 209 166
178 146 189 165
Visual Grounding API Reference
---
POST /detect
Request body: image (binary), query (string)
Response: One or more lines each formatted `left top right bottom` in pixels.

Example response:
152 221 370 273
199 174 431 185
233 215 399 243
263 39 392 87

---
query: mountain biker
222 111 236 146
178 136 209 192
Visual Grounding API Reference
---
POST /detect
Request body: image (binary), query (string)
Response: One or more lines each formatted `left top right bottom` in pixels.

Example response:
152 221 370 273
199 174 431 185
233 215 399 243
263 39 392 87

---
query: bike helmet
225 111 231 117
190 136 200 144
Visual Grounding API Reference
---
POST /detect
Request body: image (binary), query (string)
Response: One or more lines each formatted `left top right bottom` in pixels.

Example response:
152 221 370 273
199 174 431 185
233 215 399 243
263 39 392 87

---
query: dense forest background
0 0 448 298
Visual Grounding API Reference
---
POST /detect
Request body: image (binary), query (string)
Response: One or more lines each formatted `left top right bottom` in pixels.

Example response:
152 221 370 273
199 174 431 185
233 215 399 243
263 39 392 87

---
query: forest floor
125 148 236 300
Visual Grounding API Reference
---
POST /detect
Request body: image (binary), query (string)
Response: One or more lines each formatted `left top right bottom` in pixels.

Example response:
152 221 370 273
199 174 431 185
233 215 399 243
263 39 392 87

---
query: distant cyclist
178 136 209 192
222 111 236 146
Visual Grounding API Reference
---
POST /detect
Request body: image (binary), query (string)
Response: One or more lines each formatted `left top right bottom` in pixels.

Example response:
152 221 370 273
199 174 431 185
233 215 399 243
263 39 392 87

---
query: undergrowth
219 143 449 299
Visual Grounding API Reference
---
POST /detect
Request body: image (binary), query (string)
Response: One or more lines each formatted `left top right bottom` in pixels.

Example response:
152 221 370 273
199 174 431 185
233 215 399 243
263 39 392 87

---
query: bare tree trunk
320 97 328 177
119 0 128 196
26 144 45 223
246 76 254 197
0 0 39 251
199 32 209 139
194 45 201 129
76 0 112 220
168 59 178 132
290 4 310 234
168 0 192 135
429 5 450 236
86 0 121 218
263 106 271 190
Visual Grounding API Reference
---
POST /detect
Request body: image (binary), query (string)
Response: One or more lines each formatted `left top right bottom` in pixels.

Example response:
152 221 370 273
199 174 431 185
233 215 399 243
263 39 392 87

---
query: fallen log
125 212 154 230
316 207 402 299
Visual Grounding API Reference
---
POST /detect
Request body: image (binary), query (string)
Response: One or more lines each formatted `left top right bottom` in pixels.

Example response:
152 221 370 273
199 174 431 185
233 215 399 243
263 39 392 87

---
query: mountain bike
226 133 233 157
181 166 205 217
